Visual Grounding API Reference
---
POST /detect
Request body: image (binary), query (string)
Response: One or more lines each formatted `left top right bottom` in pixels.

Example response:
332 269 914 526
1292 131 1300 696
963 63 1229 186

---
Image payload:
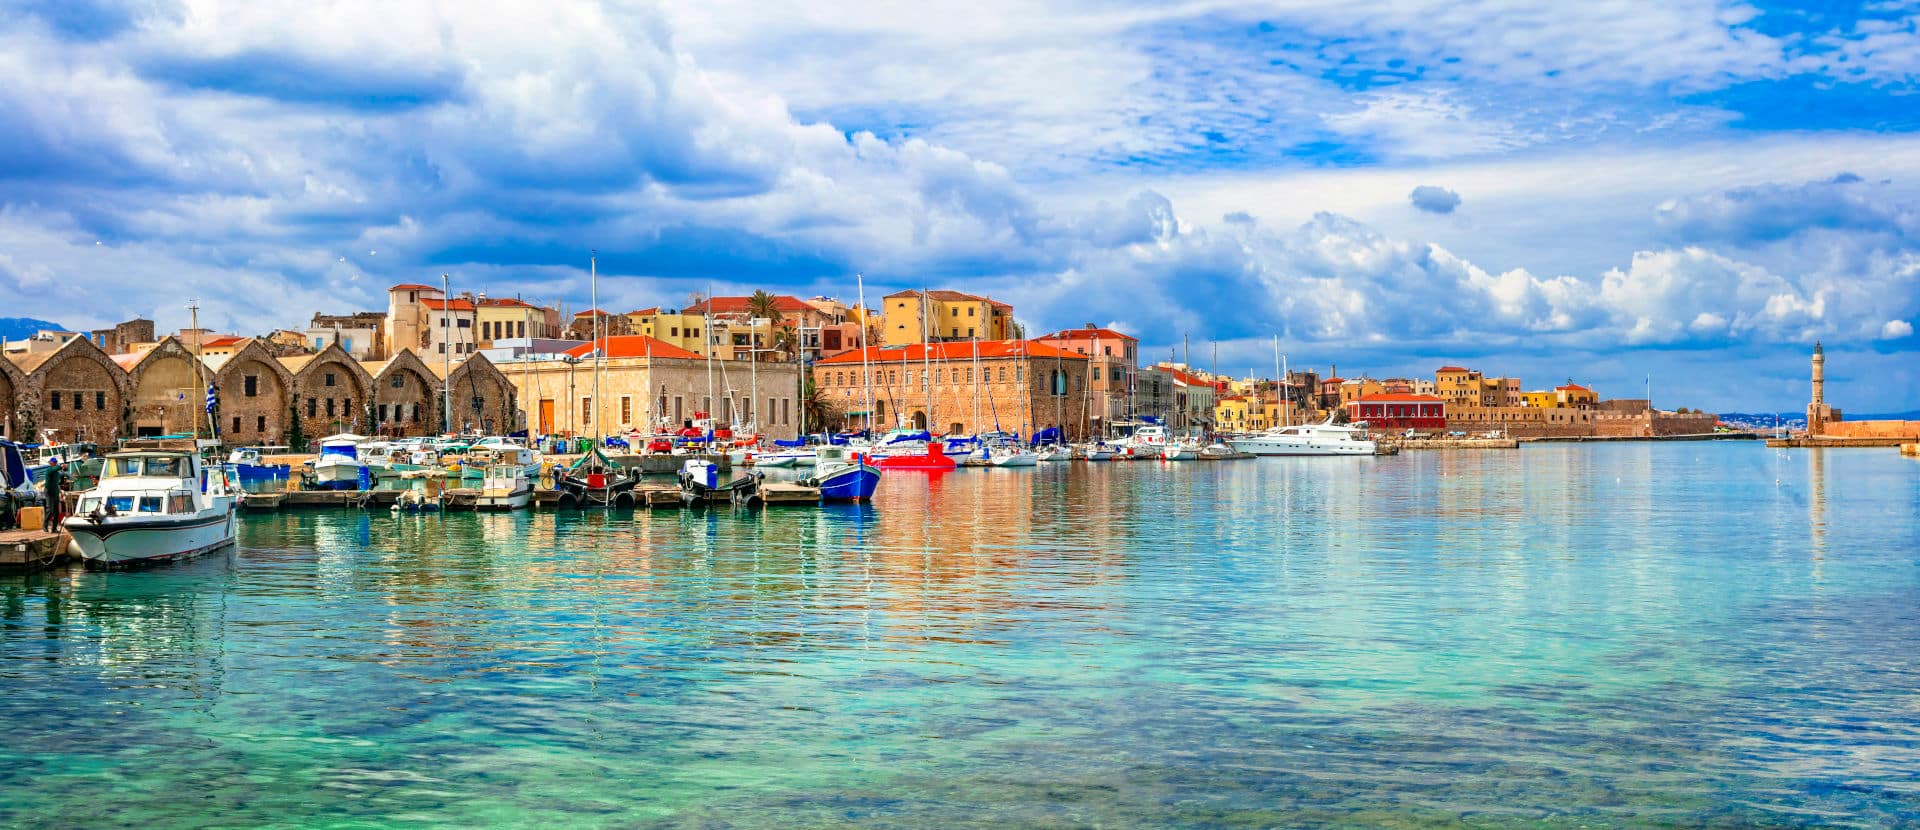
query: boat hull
1227 438 1376 456
815 464 881 501
65 511 236 566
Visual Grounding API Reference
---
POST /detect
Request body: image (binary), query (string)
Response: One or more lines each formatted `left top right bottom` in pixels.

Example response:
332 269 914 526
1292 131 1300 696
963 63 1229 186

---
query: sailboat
64 301 238 566
555 252 639 506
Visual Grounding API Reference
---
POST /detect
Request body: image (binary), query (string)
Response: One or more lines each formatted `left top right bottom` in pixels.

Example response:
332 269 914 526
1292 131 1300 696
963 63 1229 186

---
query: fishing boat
678 458 764 507
875 440 958 471
311 434 369 489
1162 437 1202 460
391 470 446 512
226 446 291 486
467 439 536 510
556 446 639 508
803 445 881 501
65 450 237 566
1228 417 1377 456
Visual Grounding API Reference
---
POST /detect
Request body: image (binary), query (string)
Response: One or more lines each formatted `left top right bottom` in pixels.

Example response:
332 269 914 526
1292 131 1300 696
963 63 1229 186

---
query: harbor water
2 444 1917 827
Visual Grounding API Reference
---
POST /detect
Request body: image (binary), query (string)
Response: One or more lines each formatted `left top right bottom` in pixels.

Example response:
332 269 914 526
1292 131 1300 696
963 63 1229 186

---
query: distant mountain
0 317 66 342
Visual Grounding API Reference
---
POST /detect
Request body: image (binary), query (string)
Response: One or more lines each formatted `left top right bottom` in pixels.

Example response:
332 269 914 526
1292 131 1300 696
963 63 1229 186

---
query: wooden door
539 399 555 435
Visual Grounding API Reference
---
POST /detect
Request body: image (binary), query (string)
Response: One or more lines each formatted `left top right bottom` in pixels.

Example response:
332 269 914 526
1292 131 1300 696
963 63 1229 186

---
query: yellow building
880 289 1013 347
1521 390 1558 408
1555 382 1598 409
628 309 707 356
476 297 560 348
1339 378 1385 407
1436 365 1483 407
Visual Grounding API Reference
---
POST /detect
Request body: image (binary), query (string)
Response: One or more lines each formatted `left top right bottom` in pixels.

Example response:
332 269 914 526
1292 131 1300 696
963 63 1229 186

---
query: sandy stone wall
1823 419 1920 439
815 357 1089 438
1446 405 1596 438
216 354 291 446
29 348 130 444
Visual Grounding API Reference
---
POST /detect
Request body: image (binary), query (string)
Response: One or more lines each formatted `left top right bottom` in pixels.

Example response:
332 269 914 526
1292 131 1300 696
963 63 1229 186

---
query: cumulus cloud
1409 185 1462 214
1884 319 1915 339
1655 173 1919 247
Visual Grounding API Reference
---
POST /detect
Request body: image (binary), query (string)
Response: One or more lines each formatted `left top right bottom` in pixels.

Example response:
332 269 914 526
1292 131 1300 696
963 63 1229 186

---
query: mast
703 283 715 437
442 272 453 435
856 274 873 435
188 300 208 445
590 254 602 444
971 335 981 437
920 289 934 432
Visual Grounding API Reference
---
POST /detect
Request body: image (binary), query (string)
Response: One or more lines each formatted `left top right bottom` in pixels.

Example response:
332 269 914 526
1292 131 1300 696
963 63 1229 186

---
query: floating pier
0 529 68 572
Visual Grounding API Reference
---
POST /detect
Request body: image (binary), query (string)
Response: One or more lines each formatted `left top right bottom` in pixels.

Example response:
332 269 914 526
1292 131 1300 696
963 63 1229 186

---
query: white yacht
1123 425 1170 458
1228 418 1377 456
66 450 238 566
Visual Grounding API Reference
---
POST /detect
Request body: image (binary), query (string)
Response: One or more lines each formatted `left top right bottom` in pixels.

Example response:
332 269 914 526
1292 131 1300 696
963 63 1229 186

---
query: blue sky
1 1 1917 411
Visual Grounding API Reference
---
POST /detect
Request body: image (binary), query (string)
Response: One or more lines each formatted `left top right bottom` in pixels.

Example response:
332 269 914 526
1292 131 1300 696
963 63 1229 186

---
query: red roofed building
813 339 1088 436
1346 393 1447 433
386 282 478 358
561 336 701 361
1032 324 1138 432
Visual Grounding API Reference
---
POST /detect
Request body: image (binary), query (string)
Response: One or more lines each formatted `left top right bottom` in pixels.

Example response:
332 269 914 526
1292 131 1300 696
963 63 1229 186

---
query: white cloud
1884 319 1915 339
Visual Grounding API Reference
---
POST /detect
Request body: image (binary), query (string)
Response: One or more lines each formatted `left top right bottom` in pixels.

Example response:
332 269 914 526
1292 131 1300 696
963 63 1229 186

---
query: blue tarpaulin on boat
883 431 931 444
1029 427 1062 446
1 441 26 489
773 438 807 448
604 436 630 448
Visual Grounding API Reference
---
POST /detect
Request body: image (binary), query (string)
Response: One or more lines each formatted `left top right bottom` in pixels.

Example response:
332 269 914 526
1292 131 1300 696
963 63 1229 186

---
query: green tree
747 290 786 361
800 377 840 432
286 404 306 452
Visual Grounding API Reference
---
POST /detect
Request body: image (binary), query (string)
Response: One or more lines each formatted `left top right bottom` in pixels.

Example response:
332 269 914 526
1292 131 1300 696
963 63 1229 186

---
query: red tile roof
1350 393 1445 404
563 335 703 360
627 307 660 316
815 339 1087 366
1036 325 1137 342
390 283 437 291
478 297 537 308
571 308 614 317
421 298 475 312
202 335 246 347
683 295 818 316
1322 377 1345 385
1436 366 1470 373
1555 383 1593 392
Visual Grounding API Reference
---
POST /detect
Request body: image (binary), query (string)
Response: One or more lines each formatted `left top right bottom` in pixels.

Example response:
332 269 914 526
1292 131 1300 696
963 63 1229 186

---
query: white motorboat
65 450 237 566
312 434 369 489
988 446 1039 467
1162 438 1202 460
1228 418 1378 456
467 439 536 510
1200 441 1236 459
1123 425 1170 458
1080 442 1118 461
1034 445 1070 462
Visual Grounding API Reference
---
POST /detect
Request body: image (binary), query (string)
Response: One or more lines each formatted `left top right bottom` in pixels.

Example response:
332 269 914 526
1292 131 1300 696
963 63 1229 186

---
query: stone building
437 354 520 436
279 343 374 440
506 335 802 439
813 340 1089 437
307 312 388 360
879 289 1014 347
362 350 440 437
210 339 295 445
12 335 131 444
89 318 154 354
0 355 23 439
1802 342 1920 440
1032 325 1137 435
120 337 211 437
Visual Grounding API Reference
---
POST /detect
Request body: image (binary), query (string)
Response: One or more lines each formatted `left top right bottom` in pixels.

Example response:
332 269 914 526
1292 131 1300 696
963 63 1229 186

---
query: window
313 338 324 351
244 375 258 397
324 372 336 387
581 397 592 426
344 337 354 352
73 392 84 410
326 398 335 417
379 404 389 422
998 367 1007 382
257 415 266 432
951 328 958 337
965 368 972 382
411 405 420 423
674 396 683 422
517 321 526 338
722 399 733 422
344 398 352 417
232 416 241 433
308 397 317 417
439 343 446 354
703 396 711 416
620 396 632 424
967 328 975 338
967 307 975 317
97 391 107 410
457 318 471 328
781 398 789 425
51 393 61 411
391 375 405 389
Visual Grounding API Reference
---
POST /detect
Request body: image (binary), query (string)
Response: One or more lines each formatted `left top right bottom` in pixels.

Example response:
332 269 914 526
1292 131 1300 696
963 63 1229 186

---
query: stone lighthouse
1806 341 1839 435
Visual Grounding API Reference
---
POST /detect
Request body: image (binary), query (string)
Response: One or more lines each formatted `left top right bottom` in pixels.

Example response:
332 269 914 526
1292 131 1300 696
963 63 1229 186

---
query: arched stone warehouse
0 356 23 440
365 350 441 438
17 336 131 445
280 343 372 442
124 338 207 437
213 340 295 446
443 353 519 435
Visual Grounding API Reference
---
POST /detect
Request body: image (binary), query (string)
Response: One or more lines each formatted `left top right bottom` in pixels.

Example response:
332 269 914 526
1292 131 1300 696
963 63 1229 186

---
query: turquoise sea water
2 443 1917 827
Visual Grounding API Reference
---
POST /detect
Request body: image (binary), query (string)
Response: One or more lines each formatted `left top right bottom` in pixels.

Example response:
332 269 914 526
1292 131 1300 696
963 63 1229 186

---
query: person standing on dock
41 462 64 533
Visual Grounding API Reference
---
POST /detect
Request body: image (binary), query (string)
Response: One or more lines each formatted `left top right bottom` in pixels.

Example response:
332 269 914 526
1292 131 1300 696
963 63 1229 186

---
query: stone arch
283 342 373 440
910 410 927 430
367 349 442 437
0 356 22 440
216 340 296 445
444 353 519 435
125 337 208 437
20 336 133 444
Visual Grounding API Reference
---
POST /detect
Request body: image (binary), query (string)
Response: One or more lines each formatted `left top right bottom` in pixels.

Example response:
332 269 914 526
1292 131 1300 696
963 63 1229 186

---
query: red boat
875 440 958 471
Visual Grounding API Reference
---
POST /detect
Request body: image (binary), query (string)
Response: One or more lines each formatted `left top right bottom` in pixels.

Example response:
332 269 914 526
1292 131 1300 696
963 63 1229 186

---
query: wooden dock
0 529 68 572
762 482 823 504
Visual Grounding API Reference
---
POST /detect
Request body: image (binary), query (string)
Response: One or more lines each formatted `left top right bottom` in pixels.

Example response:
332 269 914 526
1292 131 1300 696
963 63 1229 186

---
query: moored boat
312 434 369 490
1228 417 1377 456
65 450 238 566
804 446 881 501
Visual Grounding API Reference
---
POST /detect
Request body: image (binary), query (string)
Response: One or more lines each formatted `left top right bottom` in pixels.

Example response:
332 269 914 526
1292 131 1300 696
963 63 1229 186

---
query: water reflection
1 444 1917 827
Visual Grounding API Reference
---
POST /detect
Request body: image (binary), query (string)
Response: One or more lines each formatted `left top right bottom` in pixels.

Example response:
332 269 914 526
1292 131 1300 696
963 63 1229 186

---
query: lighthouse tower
1806 341 1839 434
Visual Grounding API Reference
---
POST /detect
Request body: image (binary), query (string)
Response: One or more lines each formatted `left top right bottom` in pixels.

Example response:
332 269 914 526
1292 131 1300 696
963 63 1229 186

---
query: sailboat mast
971 336 981 436
188 300 206 445
590 255 601 443
921 289 933 431
703 284 714 435
442 272 453 435
856 275 873 435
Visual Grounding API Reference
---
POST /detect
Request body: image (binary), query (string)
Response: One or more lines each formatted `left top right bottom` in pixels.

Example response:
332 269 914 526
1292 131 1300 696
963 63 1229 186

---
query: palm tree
747 289 785 361
800 378 840 431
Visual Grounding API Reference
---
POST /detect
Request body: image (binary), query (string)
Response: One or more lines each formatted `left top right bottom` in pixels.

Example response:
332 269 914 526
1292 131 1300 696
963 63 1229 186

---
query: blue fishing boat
226 446 291 486
805 445 881 501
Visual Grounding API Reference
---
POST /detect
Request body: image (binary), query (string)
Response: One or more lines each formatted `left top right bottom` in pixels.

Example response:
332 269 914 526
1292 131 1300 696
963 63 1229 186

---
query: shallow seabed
3 443 1918 827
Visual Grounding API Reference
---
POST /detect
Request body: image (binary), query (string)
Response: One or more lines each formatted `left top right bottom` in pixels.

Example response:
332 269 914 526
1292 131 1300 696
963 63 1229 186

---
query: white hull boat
989 449 1039 467
1228 418 1377 456
66 450 238 566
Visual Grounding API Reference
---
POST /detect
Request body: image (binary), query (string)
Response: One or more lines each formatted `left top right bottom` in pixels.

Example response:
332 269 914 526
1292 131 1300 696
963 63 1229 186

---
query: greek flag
205 383 218 414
